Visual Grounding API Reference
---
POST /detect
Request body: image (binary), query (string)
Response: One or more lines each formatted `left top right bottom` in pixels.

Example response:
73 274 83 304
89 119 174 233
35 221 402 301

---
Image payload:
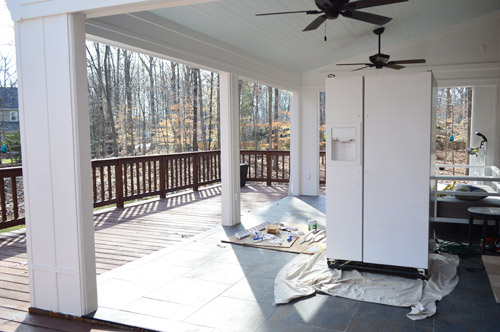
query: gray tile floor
88 196 500 332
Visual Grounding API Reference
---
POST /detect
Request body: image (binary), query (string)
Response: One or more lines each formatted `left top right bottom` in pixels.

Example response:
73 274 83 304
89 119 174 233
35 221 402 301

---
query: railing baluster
205 155 208 182
124 163 128 198
209 154 213 181
193 154 199 191
130 163 135 196
11 176 18 220
0 178 6 221
167 159 171 190
136 162 140 195
141 162 145 194
280 154 283 179
266 152 272 186
107 165 112 200
147 161 151 193
92 166 97 203
254 154 257 179
116 160 124 208
99 166 105 202
175 158 179 189
183 157 187 186
152 161 156 192
160 157 166 198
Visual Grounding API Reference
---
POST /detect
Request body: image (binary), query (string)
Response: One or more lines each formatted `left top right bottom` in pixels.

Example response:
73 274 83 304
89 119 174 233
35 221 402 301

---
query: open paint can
307 219 317 231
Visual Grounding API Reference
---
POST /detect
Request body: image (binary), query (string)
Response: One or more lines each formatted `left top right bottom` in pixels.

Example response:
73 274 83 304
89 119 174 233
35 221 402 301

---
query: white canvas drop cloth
274 250 459 320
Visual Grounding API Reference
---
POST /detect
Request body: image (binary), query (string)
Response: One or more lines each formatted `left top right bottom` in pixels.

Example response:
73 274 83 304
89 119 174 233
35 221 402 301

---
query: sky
0 0 16 80
0 1 14 49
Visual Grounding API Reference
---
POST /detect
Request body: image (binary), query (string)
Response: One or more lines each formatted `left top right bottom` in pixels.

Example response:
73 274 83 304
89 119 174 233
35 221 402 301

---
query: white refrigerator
325 72 436 277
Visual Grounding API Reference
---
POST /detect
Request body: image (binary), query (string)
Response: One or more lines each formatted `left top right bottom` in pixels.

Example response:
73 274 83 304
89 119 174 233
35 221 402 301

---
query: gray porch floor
88 195 500 332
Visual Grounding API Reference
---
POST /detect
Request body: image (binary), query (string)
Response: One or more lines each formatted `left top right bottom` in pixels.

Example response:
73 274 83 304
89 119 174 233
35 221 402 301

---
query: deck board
0 183 288 331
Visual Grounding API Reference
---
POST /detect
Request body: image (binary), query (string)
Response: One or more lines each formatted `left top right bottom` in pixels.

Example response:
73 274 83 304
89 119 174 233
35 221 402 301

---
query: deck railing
240 150 290 185
92 151 221 208
0 166 24 229
0 150 325 229
320 151 326 185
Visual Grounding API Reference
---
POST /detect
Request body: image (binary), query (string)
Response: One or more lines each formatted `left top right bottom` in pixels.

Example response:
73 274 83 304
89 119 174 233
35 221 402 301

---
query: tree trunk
208 72 214 150
253 83 259 150
267 86 273 150
199 70 206 150
114 48 122 154
192 68 199 151
216 74 220 150
273 88 279 148
466 87 472 175
148 56 156 151
123 50 135 155
444 88 450 164
88 43 106 158
103 45 119 157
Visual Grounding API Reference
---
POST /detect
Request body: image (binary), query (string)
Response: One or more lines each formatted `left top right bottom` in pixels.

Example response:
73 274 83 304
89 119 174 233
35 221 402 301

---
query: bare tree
0 52 16 87
199 70 206 150
192 68 199 151
103 45 119 156
85 41 290 159
273 88 279 148
267 86 273 150
208 72 214 150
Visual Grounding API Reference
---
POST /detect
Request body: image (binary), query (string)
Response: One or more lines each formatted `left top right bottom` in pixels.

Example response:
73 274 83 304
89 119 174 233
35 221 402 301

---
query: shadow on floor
90 194 500 332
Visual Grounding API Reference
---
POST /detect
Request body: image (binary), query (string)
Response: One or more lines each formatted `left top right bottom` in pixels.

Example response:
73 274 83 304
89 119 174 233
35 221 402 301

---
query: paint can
307 219 317 231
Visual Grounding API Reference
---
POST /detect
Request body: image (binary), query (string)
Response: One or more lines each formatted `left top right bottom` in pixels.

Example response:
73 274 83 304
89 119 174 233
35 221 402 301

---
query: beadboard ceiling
150 0 500 72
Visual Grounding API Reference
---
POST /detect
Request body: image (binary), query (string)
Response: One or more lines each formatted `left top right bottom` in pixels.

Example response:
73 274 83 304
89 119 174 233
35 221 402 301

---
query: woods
435 86 472 168
86 42 291 159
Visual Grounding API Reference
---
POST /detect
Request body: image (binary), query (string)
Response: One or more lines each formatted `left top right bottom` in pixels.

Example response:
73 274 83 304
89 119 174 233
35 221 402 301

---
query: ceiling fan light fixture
256 0 409 31
342 10 353 18
337 27 428 71
369 54 390 63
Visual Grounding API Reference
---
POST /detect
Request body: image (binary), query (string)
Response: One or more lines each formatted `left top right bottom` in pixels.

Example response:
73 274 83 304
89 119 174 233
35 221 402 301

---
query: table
468 207 500 252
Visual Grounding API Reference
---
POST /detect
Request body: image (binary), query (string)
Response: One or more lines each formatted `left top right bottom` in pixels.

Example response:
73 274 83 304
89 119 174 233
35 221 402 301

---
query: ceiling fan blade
352 66 371 72
388 59 427 64
303 15 327 32
385 63 405 70
337 63 371 66
342 10 392 25
256 10 321 16
349 0 408 10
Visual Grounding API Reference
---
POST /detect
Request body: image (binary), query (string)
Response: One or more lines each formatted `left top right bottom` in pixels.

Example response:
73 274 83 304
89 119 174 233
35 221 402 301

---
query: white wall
302 11 500 86
471 86 499 167
300 11 500 181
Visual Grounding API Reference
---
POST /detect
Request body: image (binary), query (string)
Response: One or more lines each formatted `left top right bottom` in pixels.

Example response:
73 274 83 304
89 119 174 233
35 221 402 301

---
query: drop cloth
274 250 459 320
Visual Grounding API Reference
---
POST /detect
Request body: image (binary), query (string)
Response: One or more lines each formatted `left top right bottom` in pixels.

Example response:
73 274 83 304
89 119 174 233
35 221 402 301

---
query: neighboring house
0 87 20 133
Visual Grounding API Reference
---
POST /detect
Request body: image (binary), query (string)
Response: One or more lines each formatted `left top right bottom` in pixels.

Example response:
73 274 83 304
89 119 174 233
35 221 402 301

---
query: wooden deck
0 183 288 331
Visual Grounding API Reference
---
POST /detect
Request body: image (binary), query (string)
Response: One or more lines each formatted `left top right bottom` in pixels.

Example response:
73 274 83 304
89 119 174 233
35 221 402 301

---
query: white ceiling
150 0 500 72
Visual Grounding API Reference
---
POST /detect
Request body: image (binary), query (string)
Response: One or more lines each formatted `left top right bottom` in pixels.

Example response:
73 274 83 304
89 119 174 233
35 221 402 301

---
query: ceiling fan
337 27 426 71
256 0 409 32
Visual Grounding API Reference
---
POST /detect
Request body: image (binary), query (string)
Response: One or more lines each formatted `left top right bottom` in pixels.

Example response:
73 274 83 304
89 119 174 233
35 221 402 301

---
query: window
436 87 473 175
9 111 18 122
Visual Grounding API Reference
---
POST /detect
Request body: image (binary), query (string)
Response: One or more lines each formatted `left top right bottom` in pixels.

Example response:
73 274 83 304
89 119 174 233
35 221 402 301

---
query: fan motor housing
369 53 390 65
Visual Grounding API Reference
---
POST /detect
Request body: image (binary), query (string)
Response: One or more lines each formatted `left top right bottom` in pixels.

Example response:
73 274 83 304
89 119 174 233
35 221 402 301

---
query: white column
299 86 321 196
289 91 301 195
219 72 241 226
16 13 97 315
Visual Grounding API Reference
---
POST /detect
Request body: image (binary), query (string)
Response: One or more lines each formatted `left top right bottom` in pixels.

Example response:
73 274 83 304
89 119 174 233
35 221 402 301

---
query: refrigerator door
363 73 432 269
325 76 364 262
